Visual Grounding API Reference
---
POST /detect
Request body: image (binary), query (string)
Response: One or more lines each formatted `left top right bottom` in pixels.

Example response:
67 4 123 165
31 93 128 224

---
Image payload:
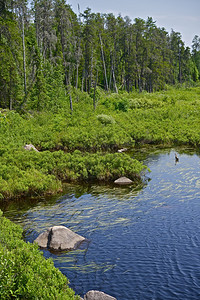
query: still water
2 148 200 299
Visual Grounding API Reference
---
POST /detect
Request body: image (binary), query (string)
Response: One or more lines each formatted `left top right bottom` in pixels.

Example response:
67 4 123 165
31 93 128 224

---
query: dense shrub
1 86 200 200
97 114 115 125
0 150 146 199
0 210 79 299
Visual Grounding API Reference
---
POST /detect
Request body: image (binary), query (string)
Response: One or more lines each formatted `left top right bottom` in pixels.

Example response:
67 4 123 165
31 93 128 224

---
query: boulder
114 176 133 185
84 290 116 300
34 228 50 248
24 144 39 152
117 148 127 153
34 225 85 251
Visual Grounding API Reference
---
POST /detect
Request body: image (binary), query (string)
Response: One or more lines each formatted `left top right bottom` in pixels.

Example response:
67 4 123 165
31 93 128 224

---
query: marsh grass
1 86 200 200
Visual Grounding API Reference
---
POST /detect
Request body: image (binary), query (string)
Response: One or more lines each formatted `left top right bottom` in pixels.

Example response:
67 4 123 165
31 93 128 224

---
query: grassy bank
1 85 200 299
1 85 200 200
0 150 145 200
0 210 80 299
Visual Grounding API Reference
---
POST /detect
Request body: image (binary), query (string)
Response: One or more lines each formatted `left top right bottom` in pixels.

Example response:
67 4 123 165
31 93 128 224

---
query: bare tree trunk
112 65 118 93
19 6 27 110
93 70 98 110
68 67 73 113
99 33 108 91
81 70 84 92
85 73 87 92
178 46 182 83
76 63 79 89
69 87 73 113
90 48 93 91
9 68 12 110
76 37 81 89
21 8 27 99
34 4 40 51
109 65 112 90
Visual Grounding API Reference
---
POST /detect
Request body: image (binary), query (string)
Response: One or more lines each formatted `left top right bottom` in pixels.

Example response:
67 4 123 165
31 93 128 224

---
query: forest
1 0 200 200
1 1 200 299
0 0 200 112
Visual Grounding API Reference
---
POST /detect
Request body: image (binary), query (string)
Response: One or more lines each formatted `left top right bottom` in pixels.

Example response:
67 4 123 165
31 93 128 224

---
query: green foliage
0 15 24 109
0 149 145 199
1 1 199 111
193 65 199 82
97 114 115 125
113 98 129 112
2 4 200 296
0 106 144 200
129 97 164 109
1 87 200 200
101 94 130 111
0 211 79 299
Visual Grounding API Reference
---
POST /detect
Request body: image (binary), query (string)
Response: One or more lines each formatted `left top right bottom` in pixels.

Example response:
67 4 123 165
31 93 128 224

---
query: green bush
0 149 146 199
97 114 115 125
1 86 200 200
0 211 79 299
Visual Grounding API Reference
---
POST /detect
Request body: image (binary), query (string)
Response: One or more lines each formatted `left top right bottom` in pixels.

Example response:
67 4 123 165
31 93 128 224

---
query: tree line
1 0 200 111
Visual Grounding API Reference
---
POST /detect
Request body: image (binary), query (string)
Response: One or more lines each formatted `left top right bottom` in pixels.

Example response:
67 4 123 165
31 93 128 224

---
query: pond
2 147 200 299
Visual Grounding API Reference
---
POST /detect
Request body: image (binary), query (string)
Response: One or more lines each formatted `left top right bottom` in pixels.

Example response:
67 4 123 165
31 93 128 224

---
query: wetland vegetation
1 86 200 201
1 0 200 298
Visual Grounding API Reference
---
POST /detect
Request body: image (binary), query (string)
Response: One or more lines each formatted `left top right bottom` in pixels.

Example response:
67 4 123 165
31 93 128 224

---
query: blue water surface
2 148 200 299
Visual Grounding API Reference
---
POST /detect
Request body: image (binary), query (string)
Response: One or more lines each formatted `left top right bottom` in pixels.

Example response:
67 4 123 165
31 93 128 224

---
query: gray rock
34 225 85 251
114 176 133 185
34 228 51 248
24 144 39 152
117 148 127 153
84 290 116 300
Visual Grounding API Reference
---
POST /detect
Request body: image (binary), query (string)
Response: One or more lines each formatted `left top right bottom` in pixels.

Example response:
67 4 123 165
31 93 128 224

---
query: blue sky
67 0 200 47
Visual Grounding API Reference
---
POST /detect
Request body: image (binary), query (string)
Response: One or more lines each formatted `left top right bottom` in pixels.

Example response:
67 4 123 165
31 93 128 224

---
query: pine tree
0 8 24 109
192 35 200 79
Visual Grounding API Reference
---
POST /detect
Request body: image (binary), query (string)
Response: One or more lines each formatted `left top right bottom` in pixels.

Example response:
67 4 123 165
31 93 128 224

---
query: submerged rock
84 290 116 300
34 225 85 251
114 176 133 185
24 144 39 152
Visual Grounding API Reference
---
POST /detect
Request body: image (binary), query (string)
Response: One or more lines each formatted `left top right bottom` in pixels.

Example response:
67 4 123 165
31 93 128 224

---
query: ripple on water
2 148 200 299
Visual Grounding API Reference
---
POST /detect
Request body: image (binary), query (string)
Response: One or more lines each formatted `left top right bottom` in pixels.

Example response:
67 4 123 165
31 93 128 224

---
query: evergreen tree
192 35 200 79
0 1 199 111
0 8 24 109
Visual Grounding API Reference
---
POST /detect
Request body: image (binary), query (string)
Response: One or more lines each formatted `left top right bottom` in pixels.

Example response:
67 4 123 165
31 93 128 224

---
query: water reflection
2 147 200 299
